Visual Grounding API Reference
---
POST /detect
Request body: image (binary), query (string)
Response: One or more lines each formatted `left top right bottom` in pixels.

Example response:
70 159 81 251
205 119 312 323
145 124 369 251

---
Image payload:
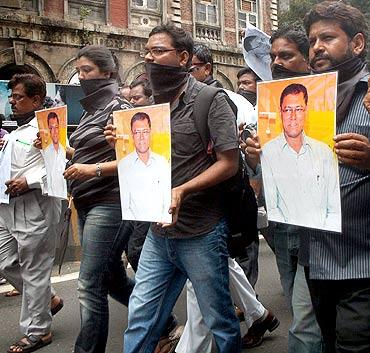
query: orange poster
36 105 68 199
114 103 171 223
257 72 341 232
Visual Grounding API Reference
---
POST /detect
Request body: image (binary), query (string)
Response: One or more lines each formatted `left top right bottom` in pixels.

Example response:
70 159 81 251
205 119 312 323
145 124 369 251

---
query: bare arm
63 160 118 181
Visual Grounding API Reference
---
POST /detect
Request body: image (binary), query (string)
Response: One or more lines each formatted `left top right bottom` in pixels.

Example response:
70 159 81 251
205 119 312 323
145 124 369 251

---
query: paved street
0 240 291 353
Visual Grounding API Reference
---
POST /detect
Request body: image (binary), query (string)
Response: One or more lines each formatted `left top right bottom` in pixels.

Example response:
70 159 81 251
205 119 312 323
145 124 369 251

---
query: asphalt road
0 240 291 353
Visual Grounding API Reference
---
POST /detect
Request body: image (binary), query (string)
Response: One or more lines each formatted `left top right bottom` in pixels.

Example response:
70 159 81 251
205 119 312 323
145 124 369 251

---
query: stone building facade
0 0 279 91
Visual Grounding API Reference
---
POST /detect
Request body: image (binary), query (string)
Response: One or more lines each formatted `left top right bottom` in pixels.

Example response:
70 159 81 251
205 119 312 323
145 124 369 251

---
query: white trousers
0 190 61 336
176 257 265 353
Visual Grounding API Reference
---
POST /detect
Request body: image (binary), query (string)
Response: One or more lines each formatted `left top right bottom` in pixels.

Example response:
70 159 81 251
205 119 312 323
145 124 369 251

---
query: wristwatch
96 163 102 177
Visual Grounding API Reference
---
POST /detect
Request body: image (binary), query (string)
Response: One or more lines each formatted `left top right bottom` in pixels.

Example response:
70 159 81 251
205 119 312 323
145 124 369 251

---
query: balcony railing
195 24 221 43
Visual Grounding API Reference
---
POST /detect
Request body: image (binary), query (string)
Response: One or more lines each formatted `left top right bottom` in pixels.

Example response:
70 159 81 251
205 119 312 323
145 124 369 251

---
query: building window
69 0 106 23
23 0 38 11
131 0 159 11
1 0 38 11
238 0 258 28
196 0 219 26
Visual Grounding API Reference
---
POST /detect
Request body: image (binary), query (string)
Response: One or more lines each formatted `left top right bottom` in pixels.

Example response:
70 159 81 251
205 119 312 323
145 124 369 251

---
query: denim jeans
273 223 322 353
123 219 241 353
74 204 135 353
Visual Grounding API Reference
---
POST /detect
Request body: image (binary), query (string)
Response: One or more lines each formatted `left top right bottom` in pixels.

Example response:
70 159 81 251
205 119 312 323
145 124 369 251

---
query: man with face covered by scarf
123 23 242 353
299 2 370 352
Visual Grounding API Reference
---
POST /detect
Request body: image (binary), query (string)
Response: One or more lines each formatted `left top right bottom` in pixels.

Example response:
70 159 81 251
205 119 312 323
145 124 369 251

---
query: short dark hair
270 25 309 59
8 73 46 100
280 83 308 107
130 112 151 130
77 45 119 78
193 44 214 74
304 1 368 59
237 67 261 81
130 78 152 98
149 23 194 68
47 111 59 125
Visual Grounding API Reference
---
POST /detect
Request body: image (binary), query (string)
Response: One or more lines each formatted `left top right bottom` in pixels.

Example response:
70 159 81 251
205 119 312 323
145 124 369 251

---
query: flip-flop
7 334 52 353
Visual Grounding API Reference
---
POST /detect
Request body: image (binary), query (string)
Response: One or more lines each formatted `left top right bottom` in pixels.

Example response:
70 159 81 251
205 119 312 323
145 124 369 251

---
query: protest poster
258 72 341 232
114 103 171 223
36 105 68 199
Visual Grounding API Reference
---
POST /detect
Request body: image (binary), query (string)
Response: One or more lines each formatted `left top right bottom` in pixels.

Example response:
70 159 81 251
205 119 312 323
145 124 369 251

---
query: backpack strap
193 85 238 152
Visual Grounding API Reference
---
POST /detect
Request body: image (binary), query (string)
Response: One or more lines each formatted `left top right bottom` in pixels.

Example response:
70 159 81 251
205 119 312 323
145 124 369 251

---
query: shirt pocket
172 122 203 156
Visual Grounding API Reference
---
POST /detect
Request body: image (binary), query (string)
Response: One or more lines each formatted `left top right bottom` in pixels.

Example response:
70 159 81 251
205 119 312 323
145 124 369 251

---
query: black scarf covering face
145 62 188 104
237 90 257 107
79 78 119 113
271 64 310 80
313 57 368 123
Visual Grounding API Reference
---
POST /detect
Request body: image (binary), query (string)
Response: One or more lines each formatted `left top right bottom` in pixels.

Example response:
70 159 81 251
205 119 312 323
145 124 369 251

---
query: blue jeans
273 223 322 353
74 204 135 353
123 220 241 353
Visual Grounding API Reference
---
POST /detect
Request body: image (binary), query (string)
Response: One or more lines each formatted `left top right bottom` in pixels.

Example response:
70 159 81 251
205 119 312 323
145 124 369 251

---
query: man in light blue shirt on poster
261 83 341 232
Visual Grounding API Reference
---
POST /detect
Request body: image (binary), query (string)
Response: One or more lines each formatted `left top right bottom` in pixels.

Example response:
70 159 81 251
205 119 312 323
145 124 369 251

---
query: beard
310 47 354 71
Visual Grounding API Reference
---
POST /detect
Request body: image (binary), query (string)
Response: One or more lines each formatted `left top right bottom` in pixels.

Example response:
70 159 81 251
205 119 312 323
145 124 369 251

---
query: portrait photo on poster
36 105 68 200
114 103 172 223
258 72 341 232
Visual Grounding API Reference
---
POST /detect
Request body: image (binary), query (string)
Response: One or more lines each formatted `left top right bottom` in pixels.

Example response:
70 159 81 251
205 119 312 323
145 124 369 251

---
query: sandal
8 334 52 353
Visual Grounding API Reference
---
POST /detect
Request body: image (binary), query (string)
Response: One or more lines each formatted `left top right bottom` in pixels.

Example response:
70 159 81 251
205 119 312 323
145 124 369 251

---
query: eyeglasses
140 48 177 58
281 106 306 116
132 129 150 136
8 94 26 102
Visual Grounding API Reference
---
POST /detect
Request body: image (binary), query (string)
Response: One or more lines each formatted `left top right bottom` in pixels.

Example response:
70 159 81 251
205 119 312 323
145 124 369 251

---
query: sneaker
241 310 280 348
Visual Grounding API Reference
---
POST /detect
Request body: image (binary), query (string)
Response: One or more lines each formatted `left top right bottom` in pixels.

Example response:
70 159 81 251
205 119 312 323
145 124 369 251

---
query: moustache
311 54 330 66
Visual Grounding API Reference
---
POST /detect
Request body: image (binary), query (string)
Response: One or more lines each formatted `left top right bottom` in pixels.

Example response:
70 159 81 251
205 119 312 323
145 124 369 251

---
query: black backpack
193 85 258 257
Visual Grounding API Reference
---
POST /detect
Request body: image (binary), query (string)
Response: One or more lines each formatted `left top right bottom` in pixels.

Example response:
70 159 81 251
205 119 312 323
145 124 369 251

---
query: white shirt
118 150 171 223
261 133 341 232
224 89 257 126
43 142 67 199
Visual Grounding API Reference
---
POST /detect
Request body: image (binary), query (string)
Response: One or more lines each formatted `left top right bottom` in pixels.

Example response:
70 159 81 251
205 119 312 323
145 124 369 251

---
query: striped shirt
69 82 131 210
308 75 370 280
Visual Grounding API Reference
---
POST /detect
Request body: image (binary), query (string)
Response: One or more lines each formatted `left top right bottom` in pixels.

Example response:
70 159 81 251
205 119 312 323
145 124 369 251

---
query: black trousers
305 267 370 353
126 221 150 272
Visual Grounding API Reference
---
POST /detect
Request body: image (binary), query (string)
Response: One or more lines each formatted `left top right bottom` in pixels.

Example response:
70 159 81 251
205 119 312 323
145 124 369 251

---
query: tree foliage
278 0 370 64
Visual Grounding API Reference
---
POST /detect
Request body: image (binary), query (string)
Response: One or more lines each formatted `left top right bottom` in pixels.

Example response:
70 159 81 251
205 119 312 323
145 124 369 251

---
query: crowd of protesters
0 1 370 353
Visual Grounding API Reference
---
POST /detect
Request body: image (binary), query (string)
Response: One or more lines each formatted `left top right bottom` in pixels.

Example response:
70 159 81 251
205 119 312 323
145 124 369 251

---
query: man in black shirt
123 24 241 353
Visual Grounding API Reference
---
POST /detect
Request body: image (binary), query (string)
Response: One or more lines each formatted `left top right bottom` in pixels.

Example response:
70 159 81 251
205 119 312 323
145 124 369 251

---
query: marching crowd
1 1 370 353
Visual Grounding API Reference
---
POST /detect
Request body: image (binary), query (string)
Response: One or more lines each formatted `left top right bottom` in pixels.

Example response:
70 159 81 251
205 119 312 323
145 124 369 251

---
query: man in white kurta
261 83 341 232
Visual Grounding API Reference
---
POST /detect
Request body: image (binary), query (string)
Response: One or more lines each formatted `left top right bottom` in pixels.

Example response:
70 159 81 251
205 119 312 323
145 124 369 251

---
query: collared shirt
10 117 46 190
118 150 171 223
43 143 67 199
304 75 370 280
261 132 341 232
151 76 239 238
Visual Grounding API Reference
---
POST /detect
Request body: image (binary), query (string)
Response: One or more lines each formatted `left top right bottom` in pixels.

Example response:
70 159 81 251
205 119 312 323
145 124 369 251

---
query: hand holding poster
36 106 68 200
114 103 172 223
258 72 341 232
